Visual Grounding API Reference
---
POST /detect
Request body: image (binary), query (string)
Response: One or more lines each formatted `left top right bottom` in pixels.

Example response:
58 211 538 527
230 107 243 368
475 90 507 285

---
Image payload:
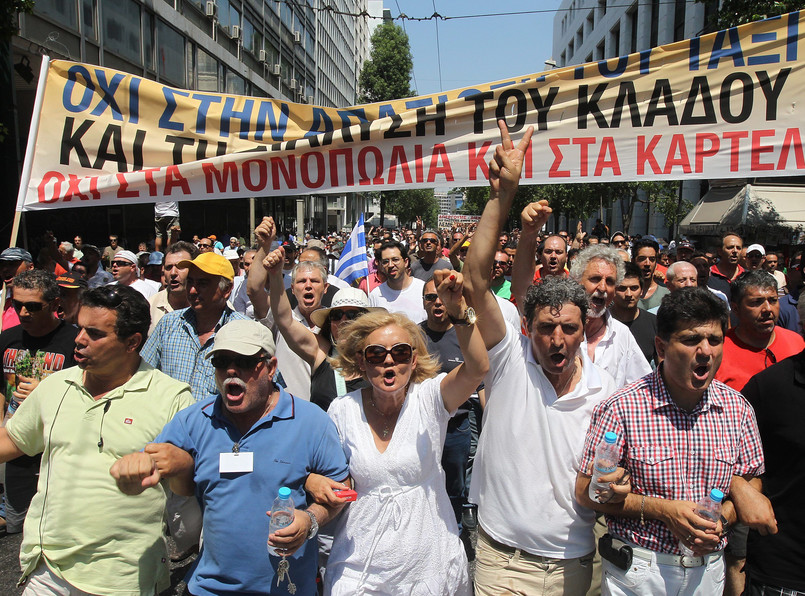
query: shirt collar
65 360 160 401
650 364 724 413
180 305 234 331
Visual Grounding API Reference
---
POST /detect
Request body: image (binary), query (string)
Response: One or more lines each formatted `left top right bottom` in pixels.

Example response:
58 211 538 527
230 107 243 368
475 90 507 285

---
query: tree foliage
697 0 804 31
358 22 414 103
383 189 438 228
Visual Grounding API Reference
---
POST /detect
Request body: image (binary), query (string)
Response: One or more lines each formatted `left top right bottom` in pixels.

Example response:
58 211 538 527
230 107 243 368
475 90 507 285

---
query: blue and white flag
335 214 369 285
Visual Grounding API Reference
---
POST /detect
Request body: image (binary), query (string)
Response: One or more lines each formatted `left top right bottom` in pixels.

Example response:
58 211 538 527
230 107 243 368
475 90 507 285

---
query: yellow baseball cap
177 252 235 281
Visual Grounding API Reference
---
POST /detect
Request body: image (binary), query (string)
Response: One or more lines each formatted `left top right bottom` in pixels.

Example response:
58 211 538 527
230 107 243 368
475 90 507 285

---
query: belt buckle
680 555 701 568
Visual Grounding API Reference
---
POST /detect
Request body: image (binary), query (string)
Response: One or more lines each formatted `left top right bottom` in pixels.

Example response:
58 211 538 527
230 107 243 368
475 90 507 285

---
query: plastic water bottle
678 488 724 556
588 432 619 502
267 486 295 556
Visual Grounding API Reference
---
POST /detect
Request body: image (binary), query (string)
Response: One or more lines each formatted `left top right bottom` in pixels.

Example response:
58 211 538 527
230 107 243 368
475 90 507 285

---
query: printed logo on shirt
124 418 133 424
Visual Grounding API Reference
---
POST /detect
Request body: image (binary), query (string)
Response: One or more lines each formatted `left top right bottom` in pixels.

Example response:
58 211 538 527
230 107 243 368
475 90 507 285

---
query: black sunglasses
210 354 266 370
420 237 438 245
363 343 414 365
111 260 133 267
423 293 439 302
494 260 509 267
330 308 366 321
12 299 47 312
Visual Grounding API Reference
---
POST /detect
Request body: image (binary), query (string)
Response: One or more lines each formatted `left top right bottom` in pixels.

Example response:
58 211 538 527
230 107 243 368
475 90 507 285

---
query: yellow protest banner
15 12 805 211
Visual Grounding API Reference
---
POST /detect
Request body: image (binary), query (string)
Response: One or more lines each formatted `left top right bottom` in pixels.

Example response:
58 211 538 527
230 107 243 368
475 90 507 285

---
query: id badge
219 451 254 473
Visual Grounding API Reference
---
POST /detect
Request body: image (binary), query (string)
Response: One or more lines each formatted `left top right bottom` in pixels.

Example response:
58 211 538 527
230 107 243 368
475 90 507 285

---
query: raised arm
464 120 542 350
433 269 490 412
510 202 548 313
247 217 275 320
265 246 325 369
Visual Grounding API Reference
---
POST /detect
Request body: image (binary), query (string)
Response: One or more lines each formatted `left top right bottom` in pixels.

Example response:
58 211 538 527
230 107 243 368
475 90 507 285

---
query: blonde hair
330 311 440 383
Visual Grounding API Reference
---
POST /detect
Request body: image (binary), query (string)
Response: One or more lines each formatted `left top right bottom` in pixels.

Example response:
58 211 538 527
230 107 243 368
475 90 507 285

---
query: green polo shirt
6 360 193 595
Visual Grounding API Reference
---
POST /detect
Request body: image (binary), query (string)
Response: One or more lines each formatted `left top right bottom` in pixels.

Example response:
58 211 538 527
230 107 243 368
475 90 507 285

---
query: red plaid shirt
580 366 764 555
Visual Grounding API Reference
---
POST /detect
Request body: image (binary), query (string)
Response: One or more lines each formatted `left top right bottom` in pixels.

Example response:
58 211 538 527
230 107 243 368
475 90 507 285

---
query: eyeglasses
210 354 266 370
12 299 47 312
111 260 133 268
199 243 213 249
494 260 509 267
612 240 626 246
420 237 438 245
363 343 414 365
381 257 403 266
423 293 439 302
330 308 366 321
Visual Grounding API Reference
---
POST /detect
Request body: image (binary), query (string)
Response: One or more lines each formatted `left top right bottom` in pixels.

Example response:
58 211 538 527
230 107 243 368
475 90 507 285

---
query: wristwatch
304 509 319 540
448 307 477 326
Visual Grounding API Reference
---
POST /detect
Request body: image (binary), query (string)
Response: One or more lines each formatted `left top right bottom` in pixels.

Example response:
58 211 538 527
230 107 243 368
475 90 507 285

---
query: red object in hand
333 489 358 501
449 274 456 280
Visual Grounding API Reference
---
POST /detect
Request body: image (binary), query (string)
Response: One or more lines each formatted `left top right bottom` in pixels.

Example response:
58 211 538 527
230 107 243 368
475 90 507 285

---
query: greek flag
335 213 369 285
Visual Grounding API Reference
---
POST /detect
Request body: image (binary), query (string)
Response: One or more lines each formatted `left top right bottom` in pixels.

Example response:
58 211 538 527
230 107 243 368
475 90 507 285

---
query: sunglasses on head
363 343 414 365
12 299 47 312
330 308 366 321
210 354 265 370
111 260 133 267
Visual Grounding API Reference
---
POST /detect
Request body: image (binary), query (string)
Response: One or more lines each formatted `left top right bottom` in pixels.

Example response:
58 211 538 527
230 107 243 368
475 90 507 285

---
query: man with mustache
0 285 192 593
111 319 349 596
570 245 651 390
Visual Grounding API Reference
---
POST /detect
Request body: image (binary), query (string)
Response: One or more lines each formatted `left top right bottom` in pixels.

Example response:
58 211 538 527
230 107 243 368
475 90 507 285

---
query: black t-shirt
309 357 369 412
620 310 657 367
1 321 78 478
742 350 805 591
420 323 481 414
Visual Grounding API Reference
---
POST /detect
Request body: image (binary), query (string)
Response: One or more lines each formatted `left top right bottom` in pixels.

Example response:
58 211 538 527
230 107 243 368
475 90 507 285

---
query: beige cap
207 320 275 358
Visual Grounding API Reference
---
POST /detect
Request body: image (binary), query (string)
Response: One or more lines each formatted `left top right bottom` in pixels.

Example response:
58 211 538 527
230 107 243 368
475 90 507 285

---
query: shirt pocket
628 446 676 496
710 448 736 493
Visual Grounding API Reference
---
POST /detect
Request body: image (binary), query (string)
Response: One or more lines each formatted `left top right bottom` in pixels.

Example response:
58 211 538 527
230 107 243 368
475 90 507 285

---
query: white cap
207 320 275 358
746 244 765 256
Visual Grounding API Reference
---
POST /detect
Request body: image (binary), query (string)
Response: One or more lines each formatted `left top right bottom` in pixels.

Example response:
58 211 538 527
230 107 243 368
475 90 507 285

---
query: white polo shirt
470 324 616 559
583 312 651 390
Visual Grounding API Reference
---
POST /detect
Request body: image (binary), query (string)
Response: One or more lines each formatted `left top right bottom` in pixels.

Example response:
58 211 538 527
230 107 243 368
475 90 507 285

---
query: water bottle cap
709 488 724 502
278 486 292 499
604 431 617 444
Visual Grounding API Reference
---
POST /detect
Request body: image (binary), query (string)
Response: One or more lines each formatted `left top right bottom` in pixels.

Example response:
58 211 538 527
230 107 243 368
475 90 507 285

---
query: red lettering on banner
427 144 453 182
414 145 424 183
663 134 692 174
524 139 533 179
301 152 326 188
723 131 748 171
778 128 805 170
164 165 190 195
637 135 662 175
203 162 239 193
594 137 620 176
357 146 384 185
751 129 776 171
695 133 720 173
63 174 89 202
271 156 297 190
38 172 64 203
116 173 138 198
88 176 100 200
573 138 596 177
387 146 413 184
548 139 570 178
242 159 268 191
329 149 355 187
142 167 163 195
468 141 492 181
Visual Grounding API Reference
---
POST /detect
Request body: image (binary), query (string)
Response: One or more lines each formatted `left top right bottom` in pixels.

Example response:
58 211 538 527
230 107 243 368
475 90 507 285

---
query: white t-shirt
368 278 427 323
494 293 522 332
470 325 616 558
582 312 652 390
108 278 158 300
154 201 179 217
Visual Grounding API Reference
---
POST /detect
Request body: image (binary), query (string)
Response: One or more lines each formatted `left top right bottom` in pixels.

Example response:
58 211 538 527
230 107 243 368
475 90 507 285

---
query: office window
650 0 659 47
158 20 185 86
102 0 141 63
197 47 219 91
144 11 155 70
628 8 637 54
82 0 96 39
226 70 245 94
242 17 255 53
674 0 686 41
37 0 78 30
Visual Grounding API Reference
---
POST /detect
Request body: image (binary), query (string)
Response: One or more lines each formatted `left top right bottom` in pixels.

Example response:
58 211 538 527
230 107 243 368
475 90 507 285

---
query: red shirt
715 327 805 391
532 267 569 283
710 263 744 283
581 367 765 555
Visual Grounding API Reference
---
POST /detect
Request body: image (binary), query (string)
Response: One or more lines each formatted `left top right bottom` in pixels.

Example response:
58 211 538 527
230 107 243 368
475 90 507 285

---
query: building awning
679 184 805 236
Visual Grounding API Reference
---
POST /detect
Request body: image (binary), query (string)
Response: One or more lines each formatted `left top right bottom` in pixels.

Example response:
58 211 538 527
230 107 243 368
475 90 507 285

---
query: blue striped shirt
141 306 248 401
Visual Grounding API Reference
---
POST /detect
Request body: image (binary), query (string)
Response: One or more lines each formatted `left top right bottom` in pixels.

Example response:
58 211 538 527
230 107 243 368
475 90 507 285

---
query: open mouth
549 353 566 367
223 379 246 401
693 364 710 381
383 370 396 386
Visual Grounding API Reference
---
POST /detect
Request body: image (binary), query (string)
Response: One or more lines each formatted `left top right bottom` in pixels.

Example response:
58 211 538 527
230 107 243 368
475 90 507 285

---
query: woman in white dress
310 269 488 596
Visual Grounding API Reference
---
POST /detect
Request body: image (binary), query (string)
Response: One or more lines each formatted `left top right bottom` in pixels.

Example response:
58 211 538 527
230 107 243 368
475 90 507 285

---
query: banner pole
12 54 50 232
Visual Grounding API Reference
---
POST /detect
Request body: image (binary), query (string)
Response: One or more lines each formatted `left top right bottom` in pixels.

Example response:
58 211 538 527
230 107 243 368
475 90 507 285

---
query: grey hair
523 276 588 328
570 245 625 285
217 276 234 292
291 260 328 284
59 241 74 252
666 260 695 283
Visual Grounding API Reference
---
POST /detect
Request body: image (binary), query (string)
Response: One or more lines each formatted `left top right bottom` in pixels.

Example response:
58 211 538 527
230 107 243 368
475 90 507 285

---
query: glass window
226 70 245 95
158 20 185 85
37 0 78 30
197 47 218 91
82 0 96 39
242 17 255 53
253 29 264 56
217 0 231 30
102 0 141 64
144 11 155 70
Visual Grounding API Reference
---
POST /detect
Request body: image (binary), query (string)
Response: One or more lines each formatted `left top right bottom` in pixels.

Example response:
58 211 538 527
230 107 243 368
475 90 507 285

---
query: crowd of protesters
0 121 801 596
